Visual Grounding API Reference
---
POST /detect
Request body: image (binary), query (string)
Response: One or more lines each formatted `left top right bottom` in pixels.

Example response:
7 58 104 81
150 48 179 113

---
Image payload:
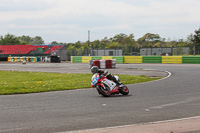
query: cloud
0 0 200 43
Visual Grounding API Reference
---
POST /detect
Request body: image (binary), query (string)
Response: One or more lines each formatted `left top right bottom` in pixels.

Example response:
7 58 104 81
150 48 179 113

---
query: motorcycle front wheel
119 85 129 95
96 85 110 97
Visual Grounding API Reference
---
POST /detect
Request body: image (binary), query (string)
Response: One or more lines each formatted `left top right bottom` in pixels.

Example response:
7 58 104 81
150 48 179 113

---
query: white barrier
89 59 116 69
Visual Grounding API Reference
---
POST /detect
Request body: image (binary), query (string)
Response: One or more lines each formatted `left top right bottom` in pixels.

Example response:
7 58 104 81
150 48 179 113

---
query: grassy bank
0 71 161 95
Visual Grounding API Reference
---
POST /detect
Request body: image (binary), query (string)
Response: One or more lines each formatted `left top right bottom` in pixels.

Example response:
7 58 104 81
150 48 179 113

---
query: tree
186 33 195 54
154 42 162 47
91 40 100 49
74 41 82 49
137 33 161 47
31 36 44 44
79 43 89 55
111 33 136 54
111 33 128 44
192 28 200 46
177 39 187 47
192 28 200 54
0 34 21 45
18 35 33 44
51 41 59 44
100 37 110 48
105 42 122 49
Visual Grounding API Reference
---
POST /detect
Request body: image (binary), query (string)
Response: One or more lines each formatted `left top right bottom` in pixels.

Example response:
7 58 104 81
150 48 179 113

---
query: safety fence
2 56 200 64
8 57 39 62
0 56 60 63
71 56 200 64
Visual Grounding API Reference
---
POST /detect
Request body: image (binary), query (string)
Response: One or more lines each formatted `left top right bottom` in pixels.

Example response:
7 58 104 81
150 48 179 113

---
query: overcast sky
0 0 200 43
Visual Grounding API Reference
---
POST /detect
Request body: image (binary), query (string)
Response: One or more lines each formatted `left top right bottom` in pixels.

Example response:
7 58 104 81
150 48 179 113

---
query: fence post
171 47 173 55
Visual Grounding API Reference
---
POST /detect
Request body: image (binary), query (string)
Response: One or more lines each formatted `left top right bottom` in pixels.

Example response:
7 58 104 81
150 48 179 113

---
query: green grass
0 71 161 95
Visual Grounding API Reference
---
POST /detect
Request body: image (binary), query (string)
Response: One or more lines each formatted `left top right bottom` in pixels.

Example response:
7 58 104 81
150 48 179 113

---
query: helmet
91 66 99 74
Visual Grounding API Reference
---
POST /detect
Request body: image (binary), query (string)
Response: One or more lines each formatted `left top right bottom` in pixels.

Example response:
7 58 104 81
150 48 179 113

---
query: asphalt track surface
0 63 200 133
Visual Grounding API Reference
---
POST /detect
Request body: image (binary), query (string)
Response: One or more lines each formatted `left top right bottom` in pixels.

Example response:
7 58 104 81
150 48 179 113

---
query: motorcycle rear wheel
119 85 129 95
96 85 111 97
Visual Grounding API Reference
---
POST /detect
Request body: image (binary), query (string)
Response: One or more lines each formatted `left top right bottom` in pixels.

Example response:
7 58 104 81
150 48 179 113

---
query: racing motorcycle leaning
91 73 129 97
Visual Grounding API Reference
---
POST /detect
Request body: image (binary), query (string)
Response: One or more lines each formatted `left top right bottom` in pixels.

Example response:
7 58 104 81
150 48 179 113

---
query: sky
0 0 200 44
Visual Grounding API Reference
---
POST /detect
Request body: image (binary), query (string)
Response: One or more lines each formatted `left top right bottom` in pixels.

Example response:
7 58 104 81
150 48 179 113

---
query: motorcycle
91 73 129 97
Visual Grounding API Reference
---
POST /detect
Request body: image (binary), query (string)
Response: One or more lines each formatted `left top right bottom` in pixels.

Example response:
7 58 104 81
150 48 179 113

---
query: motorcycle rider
91 66 122 87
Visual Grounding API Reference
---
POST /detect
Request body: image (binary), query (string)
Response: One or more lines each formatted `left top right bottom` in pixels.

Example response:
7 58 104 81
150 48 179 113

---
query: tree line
1 28 200 55
0 34 44 45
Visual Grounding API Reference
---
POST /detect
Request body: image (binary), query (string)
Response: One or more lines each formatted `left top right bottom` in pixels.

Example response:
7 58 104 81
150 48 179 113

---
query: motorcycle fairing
102 78 115 91
102 78 119 93
92 73 99 86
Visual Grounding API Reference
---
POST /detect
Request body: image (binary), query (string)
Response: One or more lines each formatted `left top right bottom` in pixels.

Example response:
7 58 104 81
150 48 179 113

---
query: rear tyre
119 85 129 95
96 85 110 97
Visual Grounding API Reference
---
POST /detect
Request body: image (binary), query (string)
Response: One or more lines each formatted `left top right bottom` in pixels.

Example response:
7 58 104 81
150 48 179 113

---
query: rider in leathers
91 66 122 87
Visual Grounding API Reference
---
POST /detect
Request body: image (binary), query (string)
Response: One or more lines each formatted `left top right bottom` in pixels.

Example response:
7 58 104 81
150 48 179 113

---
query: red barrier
90 59 116 69
93 60 100 68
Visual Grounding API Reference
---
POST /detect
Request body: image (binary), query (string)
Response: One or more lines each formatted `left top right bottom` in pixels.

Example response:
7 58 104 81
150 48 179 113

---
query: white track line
133 70 172 85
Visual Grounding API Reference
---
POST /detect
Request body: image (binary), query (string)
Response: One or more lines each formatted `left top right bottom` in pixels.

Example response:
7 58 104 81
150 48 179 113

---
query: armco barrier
92 56 102 60
20 57 23 62
30 57 36 62
71 56 82 63
71 56 123 64
6 56 41 62
162 56 182 64
20 57 28 62
102 56 113 60
14 57 17 62
113 56 124 63
26 57 30 62
143 56 162 63
182 56 200 64
124 56 142 63
17 57 21 62
11 57 14 62
8 57 11 62
36 57 40 61
82 56 92 63
71 56 200 64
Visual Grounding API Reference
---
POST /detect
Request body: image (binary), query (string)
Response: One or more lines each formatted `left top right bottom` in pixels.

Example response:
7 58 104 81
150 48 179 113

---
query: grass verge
0 71 161 95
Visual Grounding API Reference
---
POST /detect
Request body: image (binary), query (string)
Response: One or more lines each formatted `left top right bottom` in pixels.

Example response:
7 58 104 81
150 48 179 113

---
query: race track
0 63 200 133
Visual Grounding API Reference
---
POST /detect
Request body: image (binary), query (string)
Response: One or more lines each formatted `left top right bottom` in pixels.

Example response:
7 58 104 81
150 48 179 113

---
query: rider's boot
113 78 123 89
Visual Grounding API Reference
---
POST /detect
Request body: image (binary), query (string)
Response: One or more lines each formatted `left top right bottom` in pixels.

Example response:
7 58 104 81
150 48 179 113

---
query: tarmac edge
64 116 200 133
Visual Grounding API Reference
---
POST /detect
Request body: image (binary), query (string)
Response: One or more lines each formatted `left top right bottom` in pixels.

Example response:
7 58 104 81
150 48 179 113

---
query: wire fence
63 46 200 61
1 45 200 61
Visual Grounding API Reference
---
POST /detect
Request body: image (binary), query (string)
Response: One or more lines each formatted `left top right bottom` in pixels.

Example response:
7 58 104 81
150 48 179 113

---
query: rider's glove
100 74 104 78
103 71 108 76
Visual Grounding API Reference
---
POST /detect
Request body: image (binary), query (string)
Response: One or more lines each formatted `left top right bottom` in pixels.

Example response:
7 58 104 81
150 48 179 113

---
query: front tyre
119 85 129 95
96 85 110 97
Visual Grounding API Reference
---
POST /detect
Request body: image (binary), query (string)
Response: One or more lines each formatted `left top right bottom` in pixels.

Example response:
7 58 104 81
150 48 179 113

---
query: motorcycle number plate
92 77 98 85
103 79 116 91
